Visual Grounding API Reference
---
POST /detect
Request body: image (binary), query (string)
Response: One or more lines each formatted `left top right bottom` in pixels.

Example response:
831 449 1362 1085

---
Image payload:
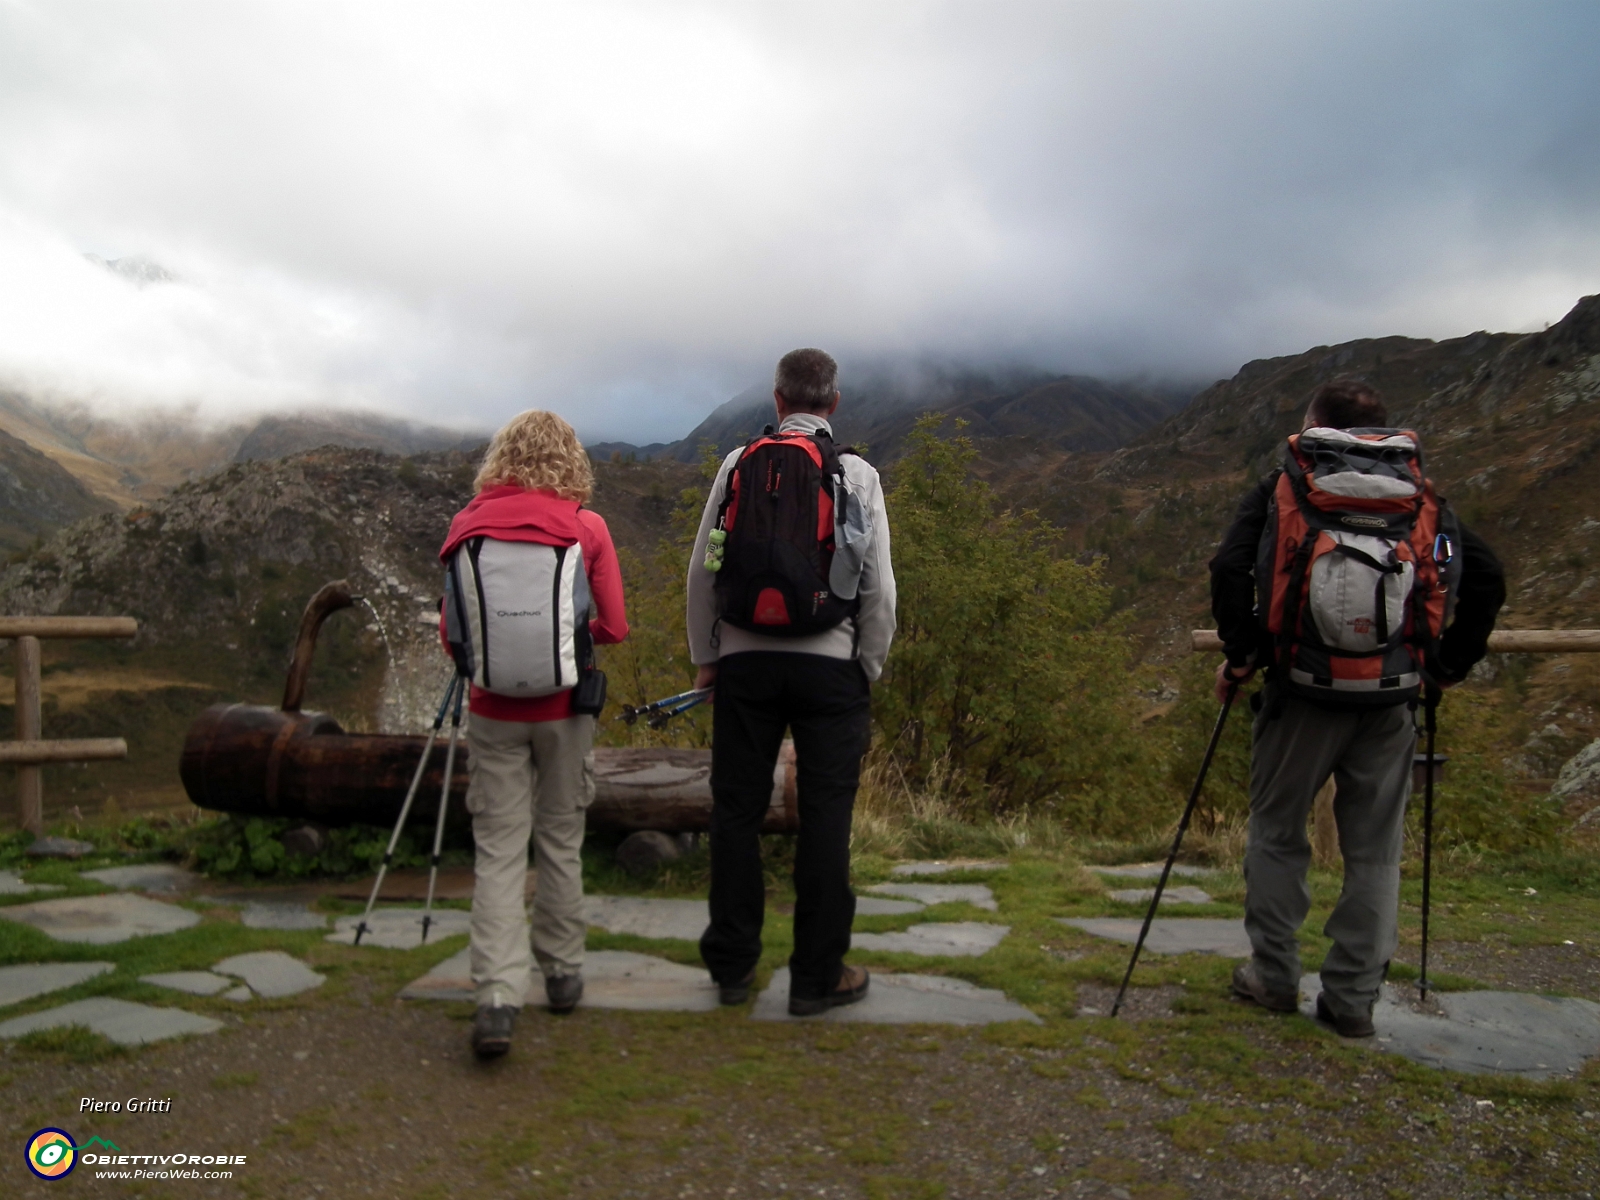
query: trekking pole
420 676 468 945
1418 683 1441 1002
1112 681 1239 1017
647 689 711 729
621 687 711 725
353 674 462 946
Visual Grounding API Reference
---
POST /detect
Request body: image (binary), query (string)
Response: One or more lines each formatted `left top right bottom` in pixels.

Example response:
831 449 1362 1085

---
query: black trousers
698 652 872 1000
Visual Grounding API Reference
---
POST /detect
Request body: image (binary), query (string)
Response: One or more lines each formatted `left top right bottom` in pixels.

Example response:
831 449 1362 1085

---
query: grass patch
13 1024 126 1063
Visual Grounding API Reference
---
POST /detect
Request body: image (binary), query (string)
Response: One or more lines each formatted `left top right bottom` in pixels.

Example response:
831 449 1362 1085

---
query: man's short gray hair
775 348 839 412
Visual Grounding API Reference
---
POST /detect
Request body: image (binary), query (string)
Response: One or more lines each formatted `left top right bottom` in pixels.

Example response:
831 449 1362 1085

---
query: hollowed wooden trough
179 580 797 833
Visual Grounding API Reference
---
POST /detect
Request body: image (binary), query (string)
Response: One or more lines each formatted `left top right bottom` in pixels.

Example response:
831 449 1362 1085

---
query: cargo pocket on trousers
463 738 490 817
578 751 595 811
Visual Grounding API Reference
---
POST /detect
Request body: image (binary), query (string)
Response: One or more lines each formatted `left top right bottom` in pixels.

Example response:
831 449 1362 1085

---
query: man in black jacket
1209 378 1504 1037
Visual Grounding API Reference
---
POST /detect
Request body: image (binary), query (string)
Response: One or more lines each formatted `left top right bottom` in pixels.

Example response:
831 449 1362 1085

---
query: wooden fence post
15 635 41 836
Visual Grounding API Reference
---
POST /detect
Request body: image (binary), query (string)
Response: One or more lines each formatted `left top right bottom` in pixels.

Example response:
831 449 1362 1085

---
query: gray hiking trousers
1244 685 1416 1018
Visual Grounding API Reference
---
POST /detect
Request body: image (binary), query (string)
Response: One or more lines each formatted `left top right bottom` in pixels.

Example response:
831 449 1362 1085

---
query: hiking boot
1315 992 1376 1039
545 973 584 1014
1230 962 1299 1014
719 969 756 1006
471 1005 516 1058
789 964 870 1017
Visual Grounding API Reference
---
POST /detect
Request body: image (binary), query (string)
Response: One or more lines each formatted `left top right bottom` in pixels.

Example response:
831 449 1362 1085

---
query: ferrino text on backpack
703 426 864 636
444 536 595 698
1257 427 1463 706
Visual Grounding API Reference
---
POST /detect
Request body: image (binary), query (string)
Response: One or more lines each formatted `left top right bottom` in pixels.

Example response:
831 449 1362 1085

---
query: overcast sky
2 1 1598 443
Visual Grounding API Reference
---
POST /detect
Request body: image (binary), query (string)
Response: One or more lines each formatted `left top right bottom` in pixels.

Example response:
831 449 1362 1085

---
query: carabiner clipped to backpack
1432 532 1454 565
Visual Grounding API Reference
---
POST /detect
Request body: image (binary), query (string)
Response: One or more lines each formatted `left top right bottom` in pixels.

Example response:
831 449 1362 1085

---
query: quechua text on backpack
1256 427 1463 706
705 427 859 636
444 536 597 699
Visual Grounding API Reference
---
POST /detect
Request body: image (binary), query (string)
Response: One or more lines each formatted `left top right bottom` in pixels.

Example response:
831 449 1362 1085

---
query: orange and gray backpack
704 426 860 637
1256 427 1462 706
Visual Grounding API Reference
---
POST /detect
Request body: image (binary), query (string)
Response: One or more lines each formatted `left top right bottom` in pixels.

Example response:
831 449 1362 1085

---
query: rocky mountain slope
0 391 486 544
1001 293 1600 818
232 413 484 462
0 426 115 554
0 444 695 821
664 369 1190 464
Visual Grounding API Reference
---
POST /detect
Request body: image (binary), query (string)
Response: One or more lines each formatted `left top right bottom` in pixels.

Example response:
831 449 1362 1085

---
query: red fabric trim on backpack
725 469 741 533
752 587 791 625
1265 473 1310 636
1408 480 1447 645
743 434 825 469
817 485 834 546
1328 655 1385 681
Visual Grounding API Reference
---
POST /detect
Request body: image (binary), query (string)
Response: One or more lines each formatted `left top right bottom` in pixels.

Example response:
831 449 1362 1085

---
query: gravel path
3 970 1595 1199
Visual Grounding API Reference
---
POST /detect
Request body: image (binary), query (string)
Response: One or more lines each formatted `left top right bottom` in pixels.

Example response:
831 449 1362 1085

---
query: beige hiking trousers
465 712 595 1009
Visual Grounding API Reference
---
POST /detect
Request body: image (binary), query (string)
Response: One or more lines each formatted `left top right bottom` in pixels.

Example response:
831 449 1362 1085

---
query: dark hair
774 348 839 412
1305 378 1387 429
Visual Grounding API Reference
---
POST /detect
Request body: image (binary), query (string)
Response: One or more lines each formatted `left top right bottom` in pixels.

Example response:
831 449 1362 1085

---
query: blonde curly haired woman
438 410 628 1058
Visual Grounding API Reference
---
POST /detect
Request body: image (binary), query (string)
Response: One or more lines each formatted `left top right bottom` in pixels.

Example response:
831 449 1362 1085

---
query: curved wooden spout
281 580 357 712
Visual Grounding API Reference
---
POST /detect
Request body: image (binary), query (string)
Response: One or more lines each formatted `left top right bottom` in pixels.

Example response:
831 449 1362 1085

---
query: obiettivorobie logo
25 1129 112 1180
25 1128 247 1181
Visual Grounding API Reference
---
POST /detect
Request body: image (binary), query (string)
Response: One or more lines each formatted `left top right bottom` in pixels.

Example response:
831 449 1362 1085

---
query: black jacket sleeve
1432 523 1506 683
1208 475 1275 670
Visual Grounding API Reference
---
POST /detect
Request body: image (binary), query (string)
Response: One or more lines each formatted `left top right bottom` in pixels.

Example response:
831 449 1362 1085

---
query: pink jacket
439 485 629 722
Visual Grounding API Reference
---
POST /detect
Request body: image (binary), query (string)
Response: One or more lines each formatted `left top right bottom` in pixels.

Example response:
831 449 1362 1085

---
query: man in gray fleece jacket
686 348 897 1015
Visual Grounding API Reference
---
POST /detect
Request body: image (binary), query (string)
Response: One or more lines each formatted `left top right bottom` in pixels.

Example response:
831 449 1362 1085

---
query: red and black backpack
707 426 859 636
1256 427 1463 706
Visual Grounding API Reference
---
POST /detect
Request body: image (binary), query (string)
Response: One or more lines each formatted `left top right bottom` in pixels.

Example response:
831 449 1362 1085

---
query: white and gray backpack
444 536 593 698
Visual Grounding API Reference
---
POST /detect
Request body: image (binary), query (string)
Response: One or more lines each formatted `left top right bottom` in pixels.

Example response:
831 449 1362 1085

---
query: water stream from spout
358 597 399 679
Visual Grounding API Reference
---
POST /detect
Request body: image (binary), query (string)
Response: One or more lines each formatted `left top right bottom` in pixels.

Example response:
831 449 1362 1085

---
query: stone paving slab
327 907 472 948
1298 973 1600 1079
1107 886 1215 906
400 947 720 1012
82 864 200 894
239 902 328 931
28 836 95 858
140 971 235 997
222 986 253 1002
214 952 325 999
865 883 998 912
1090 863 1216 880
1058 917 1252 957
852 922 1010 958
0 997 222 1045
0 893 202 944
890 860 1006 877
203 885 332 907
0 870 63 895
332 866 533 903
752 968 1039 1025
583 895 709 942
855 896 925 916
0 961 114 1008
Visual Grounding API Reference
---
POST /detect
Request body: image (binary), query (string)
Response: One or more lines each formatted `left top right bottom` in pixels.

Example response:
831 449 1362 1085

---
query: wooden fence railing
3 617 138 836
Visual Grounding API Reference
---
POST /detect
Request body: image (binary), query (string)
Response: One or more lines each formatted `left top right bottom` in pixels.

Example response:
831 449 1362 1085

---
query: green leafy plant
874 416 1149 822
